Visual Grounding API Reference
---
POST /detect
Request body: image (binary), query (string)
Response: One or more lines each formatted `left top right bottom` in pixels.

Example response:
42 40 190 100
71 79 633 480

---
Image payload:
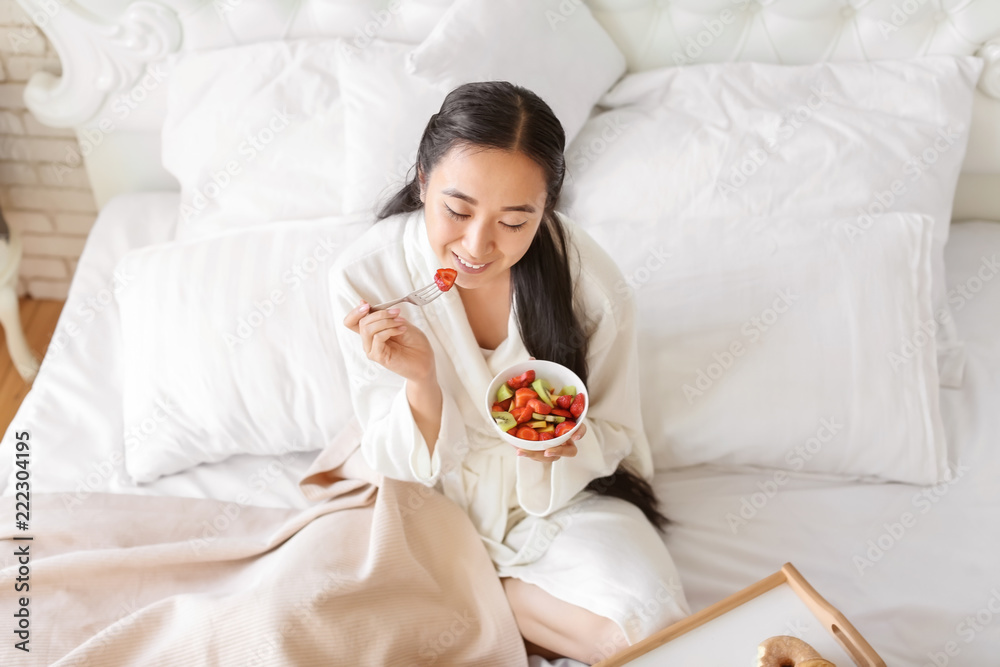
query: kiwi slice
531 379 554 407
532 413 566 423
560 385 576 397
496 383 514 403
492 411 516 432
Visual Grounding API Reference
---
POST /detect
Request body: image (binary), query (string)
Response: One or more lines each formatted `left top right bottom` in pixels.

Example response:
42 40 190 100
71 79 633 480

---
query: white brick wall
0 0 97 301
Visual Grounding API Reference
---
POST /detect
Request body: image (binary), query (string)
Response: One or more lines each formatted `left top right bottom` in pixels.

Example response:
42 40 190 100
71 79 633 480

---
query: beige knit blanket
0 431 527 666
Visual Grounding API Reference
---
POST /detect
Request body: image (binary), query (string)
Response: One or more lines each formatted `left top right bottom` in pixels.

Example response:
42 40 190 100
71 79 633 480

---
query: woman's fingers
515 441 578 462
343 300 370 333
344 299 435 382
361 310 407 356
368 327 407 363
545 442 577 459
357 307 400 340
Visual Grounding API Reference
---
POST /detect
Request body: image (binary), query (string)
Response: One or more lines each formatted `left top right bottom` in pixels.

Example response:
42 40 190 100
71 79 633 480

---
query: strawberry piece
511 406 533 424
491 402 504 413
434 268 457 292
499 397 513 412
570 393 586 419
513 388 539 409
507 370 535 390
555 394 573 409
554 420 576 438
526 398 551 416
515 426 539 441
551 408 573 418
538 432 555 441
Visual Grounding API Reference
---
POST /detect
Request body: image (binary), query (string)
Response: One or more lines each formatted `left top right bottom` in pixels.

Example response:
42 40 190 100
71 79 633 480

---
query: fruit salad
490 369 586 442
434 268 457 292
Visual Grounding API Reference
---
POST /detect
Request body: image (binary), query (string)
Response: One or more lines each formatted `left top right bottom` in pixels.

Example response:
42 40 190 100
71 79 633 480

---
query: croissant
757 635 836 667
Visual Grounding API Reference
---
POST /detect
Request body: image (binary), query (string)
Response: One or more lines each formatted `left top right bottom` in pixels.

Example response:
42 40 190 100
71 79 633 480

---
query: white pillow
162 39 346 241
562 56 983 389
586 211 948 485
404 0 627 147
338 39 446 216
115 214 371 483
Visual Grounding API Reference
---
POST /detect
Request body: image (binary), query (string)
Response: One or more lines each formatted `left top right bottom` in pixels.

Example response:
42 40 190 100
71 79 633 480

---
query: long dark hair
375 81 669 531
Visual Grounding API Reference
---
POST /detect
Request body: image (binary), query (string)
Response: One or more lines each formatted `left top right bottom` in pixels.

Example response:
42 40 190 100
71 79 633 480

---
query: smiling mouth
453 252 491 273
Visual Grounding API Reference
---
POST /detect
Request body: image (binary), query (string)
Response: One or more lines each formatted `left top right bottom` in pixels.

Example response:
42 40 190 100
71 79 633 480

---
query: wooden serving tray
594 563 886 666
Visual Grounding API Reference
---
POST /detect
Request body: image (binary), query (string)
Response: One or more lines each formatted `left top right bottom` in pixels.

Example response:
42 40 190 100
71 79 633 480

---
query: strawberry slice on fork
434 268 457 292
369 268 456 310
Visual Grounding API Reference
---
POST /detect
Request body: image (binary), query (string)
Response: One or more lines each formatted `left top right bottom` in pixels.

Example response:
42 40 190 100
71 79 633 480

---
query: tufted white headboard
14 0 1000 220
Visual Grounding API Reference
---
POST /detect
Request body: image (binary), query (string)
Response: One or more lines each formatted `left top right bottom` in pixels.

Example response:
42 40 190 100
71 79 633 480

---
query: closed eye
445 204 526 231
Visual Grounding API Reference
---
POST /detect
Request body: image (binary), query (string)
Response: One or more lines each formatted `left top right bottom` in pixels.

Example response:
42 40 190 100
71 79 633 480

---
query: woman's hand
342 300 436 383
516 423 587 463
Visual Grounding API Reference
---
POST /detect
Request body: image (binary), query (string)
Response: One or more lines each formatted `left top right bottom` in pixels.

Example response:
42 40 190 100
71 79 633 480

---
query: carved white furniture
0 225 39 382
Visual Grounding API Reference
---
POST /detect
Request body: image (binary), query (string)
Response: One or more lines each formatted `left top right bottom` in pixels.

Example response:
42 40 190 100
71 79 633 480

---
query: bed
2 0 1000 665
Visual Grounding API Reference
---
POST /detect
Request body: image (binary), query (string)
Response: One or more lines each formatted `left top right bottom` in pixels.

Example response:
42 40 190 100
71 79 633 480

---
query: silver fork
370 281 445 310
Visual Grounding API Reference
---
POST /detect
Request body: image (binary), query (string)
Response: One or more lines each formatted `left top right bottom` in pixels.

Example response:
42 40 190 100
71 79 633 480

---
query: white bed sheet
0 192 319 508
653 220 1000 666
2 196 998 665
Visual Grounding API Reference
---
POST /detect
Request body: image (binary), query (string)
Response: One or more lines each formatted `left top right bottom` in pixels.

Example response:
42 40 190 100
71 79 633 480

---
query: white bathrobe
328 208 688 646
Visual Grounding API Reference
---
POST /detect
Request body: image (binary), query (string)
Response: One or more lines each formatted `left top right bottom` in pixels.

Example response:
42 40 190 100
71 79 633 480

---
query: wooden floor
0 298 64 436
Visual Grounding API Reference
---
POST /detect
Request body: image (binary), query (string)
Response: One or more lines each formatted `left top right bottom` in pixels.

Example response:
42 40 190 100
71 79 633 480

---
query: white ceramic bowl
484 359 589 451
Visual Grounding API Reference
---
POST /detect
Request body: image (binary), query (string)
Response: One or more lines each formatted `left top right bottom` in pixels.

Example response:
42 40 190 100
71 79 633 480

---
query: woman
331 81 689 664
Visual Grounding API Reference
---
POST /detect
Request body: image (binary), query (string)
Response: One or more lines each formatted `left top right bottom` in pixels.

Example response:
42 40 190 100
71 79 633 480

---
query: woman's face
419 144 548 291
